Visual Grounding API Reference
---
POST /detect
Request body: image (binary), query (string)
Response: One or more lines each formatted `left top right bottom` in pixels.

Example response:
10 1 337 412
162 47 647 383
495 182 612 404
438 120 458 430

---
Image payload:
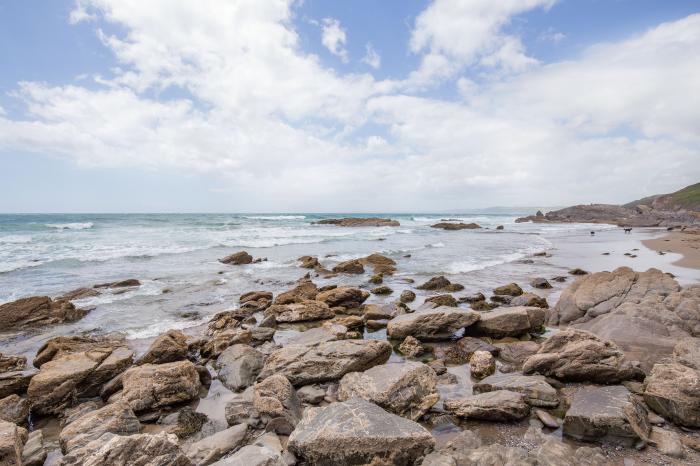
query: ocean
0 213 619 353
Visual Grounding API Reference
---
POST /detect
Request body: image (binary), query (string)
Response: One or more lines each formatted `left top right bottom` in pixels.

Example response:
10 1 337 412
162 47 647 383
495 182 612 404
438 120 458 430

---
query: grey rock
473 373 558 408
387 307 479 341
215 344 264 391
444 390 530 421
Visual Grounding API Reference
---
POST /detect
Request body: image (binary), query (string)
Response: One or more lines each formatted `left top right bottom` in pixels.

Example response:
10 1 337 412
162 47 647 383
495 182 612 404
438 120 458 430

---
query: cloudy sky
1 0 699 213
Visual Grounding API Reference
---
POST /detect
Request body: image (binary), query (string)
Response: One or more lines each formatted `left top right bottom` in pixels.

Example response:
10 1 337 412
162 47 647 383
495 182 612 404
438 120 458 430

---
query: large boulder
643 362 700 427
258 340 391 386
201 328 252 359
494 341 540 368
137 330 189 365
28 344 133 415
338 362 439 420
444 390 530 422
59 432 191 466
0 296 87 331
220 251 252 265
549 268 699 369
0 420 26 466
416 276 463 292
431 222 481 230
493 283 523 296
253 375 302 434
473 373 558 408
58 402 140 454
564 385 650 447
360 254 397 275
468 306 545 338
264 301 334 323
315 287 369 311
522 329 644 383
387 307 479 341
21 429 46 466
120 361 201 412
673 338 700 370
215 344 264 391
0 370 34 399
287 397 434 465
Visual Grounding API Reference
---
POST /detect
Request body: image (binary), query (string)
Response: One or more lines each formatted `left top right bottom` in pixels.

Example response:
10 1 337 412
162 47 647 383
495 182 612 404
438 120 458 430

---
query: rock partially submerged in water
315 286 369 311
332 259 365 274
219 251 253 265
522 329 644 383
0 296 88 331
469 351 495 379
644 362 700 427
314 217 400 227
493 283 523 296
563 385 650 447
120 360 201 413
258 339 391 386
387 307 479 341
274 280 318 305
468 306 545 339
473 373 558 408
416 276 464 292
444 390 530 422
338 361 439 420
287 397 434 465
430 222 481 230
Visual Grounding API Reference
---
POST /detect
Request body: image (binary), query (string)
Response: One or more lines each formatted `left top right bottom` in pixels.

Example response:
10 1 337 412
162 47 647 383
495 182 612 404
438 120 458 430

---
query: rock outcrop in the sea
287 397 435 465
332 259 364 274
313 217 400 227
337 361 439 420
359 253 397 275
548 267 700 368
137 330 189 365
219 251 253 265
522 329 644 383
258 339 392 386
430 222 481 230
0 296 88 331
416 276 464 291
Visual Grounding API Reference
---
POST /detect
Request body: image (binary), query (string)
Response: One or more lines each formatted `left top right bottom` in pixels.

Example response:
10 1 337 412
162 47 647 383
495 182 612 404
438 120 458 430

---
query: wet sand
643 229 700 270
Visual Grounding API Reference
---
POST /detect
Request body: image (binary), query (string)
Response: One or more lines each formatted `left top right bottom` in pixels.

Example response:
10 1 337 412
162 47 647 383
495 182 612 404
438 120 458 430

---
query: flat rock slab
564 385 650 447
444 390 530 422
258 339 392 386
473 373 558 408
338 361 439 420
387 307 479 341
288 397 435 465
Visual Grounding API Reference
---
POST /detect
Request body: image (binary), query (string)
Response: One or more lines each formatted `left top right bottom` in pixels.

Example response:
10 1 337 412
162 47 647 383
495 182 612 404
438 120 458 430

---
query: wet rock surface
387 307 480 341
0 296 88 331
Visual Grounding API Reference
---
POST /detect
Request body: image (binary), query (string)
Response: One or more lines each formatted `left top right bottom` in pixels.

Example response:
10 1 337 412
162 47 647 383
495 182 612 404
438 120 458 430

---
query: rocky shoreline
1 244 699 466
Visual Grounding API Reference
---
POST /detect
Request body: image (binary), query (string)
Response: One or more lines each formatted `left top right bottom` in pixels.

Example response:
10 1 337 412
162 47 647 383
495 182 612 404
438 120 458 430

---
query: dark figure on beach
590 231 595 236
623 228 632 234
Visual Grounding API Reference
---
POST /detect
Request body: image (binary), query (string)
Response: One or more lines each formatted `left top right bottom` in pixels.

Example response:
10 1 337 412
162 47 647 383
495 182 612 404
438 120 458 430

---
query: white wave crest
243 215 306 220
46 222 94 230
0 235 32 244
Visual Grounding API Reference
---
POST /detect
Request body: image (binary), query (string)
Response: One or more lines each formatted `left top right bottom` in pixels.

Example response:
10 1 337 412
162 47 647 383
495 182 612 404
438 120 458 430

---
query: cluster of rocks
312 217 400 227
515 203 699 227
1 258 699 465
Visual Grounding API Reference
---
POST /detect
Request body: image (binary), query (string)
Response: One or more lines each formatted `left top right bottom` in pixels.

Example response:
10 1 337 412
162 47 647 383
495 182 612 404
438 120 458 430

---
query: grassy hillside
625 182 700 212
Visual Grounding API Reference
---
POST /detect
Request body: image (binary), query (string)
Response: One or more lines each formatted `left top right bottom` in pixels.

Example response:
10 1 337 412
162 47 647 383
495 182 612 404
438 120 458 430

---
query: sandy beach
642 229 700 270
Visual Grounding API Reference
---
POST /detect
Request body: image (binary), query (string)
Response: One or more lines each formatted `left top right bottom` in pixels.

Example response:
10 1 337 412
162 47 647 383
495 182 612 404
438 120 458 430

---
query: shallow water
1 213 697 359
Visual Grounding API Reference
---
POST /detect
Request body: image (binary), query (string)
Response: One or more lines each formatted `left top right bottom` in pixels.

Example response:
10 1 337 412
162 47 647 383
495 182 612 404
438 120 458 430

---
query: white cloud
0 2 698 210
408 0 556 84
539 27 566 43
362 43 381 69
321 17 348 63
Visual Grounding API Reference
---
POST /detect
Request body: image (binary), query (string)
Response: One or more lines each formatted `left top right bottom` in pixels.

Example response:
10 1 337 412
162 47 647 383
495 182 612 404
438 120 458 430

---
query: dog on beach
623 228 632 234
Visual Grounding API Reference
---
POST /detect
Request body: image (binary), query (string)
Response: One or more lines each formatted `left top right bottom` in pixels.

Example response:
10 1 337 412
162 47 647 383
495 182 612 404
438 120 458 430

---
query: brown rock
493 283 523 296
469 351 495 379
469 306 545 338
0 395 29 425
0 296 87 331
425 294 458 307
253 375 302 434
93 278 141 289
444 390 530 421
338 361 439 420
59 401 140 454
316 287 369 310
313 217 400 227
332 259 365 274
220 251 253 265
431 222 481 230
287 397 434 465
297 256 320 269
265 301 334 323
510 292 549 308
0 420 26 466
644 362 700 427
273 280 318 304
138 330 189 365
120 360 201 412
258 340 392 386
387 307 480 341
473 373 558 408
59 432 191 466
398 336 425 358
0 355 25 373
523 329 644 383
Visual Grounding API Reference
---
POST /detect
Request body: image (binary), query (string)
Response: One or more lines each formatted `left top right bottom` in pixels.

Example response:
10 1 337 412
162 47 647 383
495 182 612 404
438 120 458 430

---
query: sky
0 0 699 213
